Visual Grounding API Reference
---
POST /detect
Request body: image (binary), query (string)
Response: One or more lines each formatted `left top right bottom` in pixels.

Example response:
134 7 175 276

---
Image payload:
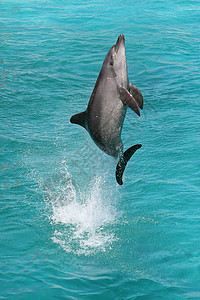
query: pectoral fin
70 111 87 129
129 83 143 109
119 86 140 116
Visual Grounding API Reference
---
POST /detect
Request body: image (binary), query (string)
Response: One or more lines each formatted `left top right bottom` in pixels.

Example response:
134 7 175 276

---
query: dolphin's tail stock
116 144 142 185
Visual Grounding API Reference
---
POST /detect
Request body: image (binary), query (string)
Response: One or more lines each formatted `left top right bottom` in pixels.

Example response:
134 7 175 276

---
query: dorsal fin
70 111 87 129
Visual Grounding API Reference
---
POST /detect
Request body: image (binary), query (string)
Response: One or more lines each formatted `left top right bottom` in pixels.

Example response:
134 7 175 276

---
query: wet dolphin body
70 34 143 185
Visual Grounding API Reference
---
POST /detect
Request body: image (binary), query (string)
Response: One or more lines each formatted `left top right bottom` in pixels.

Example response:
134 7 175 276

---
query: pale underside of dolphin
70 34 143 185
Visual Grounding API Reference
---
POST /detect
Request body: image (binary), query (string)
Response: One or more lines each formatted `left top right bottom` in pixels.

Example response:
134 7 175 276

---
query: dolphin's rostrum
70 34 143 185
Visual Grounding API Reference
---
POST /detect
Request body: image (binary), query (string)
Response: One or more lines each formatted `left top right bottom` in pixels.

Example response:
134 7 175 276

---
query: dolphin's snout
118 33 124 40
115 34 125 53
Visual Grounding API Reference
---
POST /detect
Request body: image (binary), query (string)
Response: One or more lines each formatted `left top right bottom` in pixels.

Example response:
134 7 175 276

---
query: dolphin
70 34 143 185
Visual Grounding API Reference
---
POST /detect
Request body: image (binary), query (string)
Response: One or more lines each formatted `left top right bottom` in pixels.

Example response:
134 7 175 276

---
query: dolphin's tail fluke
116 144 142 185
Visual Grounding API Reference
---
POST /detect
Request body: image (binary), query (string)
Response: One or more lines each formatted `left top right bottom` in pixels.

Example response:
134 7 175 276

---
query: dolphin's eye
110 56 114 66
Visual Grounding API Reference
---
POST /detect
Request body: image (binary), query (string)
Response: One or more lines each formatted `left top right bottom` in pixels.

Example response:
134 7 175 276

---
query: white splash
44 167 119 255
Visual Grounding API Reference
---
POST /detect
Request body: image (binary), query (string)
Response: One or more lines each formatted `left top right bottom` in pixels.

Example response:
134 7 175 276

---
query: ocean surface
1 0 200 299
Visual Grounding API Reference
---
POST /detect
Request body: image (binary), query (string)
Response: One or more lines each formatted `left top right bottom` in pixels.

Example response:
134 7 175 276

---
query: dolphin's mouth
115 34 125 53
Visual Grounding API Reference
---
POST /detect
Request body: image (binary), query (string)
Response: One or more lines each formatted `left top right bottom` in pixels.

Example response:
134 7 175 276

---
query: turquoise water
1 0 200 298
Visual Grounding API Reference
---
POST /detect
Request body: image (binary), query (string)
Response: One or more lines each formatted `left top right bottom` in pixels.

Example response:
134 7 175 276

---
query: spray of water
43 165 120 255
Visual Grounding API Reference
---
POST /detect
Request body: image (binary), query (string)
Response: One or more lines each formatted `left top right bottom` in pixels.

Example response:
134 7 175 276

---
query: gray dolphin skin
70 34 143 185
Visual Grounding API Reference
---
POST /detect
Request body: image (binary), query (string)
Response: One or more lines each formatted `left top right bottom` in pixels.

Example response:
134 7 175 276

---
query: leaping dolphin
70 34 143 185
